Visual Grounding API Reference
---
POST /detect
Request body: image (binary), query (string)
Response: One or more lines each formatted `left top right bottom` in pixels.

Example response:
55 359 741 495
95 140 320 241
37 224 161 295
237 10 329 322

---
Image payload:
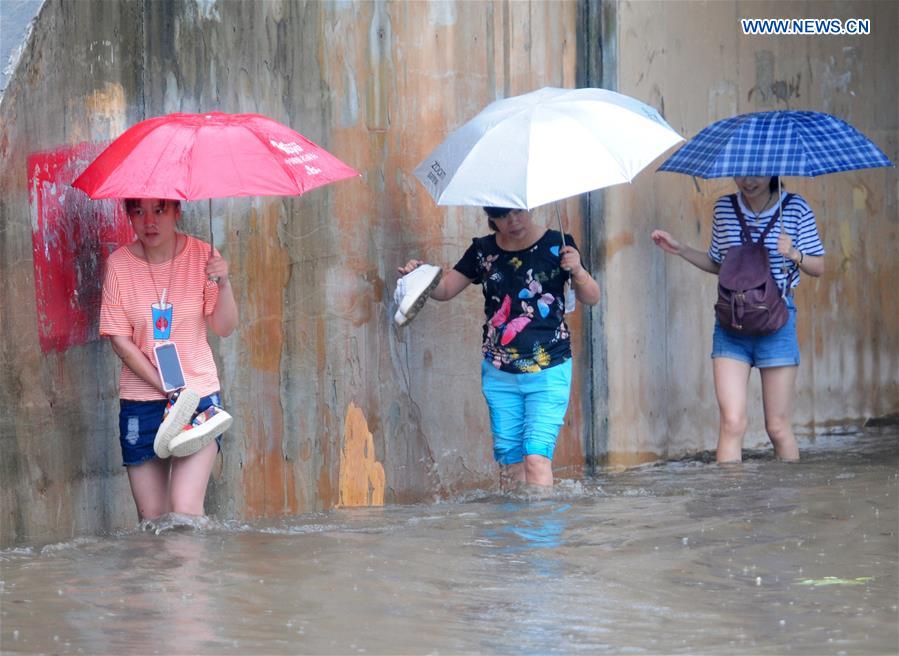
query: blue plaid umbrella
658 111 892 178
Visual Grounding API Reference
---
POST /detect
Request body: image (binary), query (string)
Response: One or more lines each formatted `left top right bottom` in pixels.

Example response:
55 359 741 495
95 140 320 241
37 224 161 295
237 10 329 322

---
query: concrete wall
603 0 897 464
0 0 585 547
2 0 896 547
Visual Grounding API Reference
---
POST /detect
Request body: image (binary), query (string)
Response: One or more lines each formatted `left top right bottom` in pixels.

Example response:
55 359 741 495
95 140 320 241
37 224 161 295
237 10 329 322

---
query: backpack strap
730 192 797 244
729 194 754 244
757 208 782 242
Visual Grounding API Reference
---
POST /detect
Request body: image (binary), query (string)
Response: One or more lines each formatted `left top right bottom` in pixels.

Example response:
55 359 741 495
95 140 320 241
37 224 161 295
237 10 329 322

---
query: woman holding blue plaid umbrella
651 175 825 462
651 110 891 463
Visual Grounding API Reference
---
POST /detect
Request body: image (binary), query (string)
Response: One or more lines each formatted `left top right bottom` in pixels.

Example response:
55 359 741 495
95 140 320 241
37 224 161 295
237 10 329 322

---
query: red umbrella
73 111 359 250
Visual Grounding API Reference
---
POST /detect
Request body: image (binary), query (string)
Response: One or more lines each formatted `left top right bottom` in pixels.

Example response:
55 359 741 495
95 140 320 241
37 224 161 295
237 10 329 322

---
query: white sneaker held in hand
393 264 442 326
154 389 201 458
167 405 233 458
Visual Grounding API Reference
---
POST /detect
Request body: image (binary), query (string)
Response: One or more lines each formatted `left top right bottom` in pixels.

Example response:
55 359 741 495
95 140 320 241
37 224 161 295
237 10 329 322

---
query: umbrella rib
220 127 251 198
140 124 193 200
441 118 524 205
789 116 821 176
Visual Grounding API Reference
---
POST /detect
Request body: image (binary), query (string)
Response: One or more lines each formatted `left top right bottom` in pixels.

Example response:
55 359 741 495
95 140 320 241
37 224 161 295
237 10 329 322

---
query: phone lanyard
147 236 178 340
146 236 178 303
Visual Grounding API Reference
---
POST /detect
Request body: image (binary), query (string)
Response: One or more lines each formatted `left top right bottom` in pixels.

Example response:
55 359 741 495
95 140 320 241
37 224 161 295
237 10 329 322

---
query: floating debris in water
796 576 874 587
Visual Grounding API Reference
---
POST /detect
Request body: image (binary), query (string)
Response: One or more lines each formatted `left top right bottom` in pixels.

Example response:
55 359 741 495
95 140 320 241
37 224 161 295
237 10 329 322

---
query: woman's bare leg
713 357 752 463
169 441 218 515
500 461 526 491
127 458 171 520
524 454 553 487
760 365 800 461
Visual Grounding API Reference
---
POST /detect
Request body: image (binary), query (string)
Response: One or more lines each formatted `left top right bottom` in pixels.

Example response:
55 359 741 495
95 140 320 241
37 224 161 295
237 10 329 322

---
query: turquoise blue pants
480 359 572 465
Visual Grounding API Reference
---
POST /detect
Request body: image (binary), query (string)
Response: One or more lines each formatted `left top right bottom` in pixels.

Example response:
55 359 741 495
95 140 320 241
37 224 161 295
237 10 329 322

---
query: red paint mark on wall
28 143 134 353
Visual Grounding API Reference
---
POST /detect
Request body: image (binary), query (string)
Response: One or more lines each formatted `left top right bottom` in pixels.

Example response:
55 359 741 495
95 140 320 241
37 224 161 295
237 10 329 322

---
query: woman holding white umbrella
399 206 599 489
401 87 681 488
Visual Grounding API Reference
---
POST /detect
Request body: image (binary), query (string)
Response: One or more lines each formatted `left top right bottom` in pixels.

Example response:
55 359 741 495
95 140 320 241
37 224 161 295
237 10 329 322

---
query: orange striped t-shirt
100 235 221 400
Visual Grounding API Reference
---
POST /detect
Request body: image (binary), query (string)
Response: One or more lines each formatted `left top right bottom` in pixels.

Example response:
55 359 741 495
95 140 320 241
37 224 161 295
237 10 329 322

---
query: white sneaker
167 405 233 458
393 264 442 326
154 389 200 458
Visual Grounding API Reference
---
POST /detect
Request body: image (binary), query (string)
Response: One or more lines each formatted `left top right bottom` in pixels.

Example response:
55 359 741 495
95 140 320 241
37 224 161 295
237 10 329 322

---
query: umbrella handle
556 204 578 314
777 178 785 296
777 177 791 298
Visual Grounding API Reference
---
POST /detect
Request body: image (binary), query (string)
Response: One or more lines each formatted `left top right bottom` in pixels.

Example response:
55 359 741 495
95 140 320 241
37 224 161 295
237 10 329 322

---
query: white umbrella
413 87 683 211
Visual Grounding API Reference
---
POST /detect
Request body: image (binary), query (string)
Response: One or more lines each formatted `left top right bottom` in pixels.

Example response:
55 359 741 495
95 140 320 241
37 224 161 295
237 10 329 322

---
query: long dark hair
769 176 781 193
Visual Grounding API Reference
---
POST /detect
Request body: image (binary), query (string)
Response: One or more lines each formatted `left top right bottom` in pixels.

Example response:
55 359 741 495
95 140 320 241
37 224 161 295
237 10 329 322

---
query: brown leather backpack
715 194 795 336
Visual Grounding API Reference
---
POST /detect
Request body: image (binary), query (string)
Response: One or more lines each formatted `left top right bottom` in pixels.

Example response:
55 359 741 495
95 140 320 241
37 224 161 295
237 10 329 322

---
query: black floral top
454 230 575 374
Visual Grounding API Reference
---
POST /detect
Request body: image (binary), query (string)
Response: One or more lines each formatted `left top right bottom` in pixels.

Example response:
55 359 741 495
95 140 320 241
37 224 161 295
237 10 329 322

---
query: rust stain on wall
851 183 869 213
330 267 379 327
318 397 336 508
338 402 386 507
244 205 290 373
242 370 300 518
604 230 636 261
607 450 664 469
240 203 298 517
83 82 127 137
838 219 854 272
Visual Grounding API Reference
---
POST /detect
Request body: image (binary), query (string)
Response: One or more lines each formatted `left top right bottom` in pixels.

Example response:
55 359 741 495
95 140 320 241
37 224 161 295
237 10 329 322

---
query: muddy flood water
2 428 897 655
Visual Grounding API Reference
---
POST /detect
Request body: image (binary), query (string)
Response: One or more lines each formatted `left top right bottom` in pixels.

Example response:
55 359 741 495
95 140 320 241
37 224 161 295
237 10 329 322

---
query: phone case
153 342 186 392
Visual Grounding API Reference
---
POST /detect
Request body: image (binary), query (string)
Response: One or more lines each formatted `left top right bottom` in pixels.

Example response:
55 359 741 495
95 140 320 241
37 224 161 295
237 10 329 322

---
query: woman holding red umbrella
75 111 357 520
99 198 238 521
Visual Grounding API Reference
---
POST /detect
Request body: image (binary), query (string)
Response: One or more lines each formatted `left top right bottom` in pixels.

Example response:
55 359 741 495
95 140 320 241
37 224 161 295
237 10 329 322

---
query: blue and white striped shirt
708 192 825 289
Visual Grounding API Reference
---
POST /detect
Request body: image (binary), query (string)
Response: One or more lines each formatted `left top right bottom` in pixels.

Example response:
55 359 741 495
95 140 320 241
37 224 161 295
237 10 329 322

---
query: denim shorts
480 358 572 465
118 392 223 466
711 296 799 368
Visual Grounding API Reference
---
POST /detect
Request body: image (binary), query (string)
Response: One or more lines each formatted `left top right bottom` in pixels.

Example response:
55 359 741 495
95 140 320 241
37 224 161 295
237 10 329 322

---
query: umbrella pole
777 177 788 297
209 198 214 257
208 198 220 283
556 204 578 314
555 204 567 248
777 177 783 231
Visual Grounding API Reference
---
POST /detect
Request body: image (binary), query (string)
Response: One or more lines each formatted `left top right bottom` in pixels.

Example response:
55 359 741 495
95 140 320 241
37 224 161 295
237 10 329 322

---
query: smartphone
153 342 186 393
